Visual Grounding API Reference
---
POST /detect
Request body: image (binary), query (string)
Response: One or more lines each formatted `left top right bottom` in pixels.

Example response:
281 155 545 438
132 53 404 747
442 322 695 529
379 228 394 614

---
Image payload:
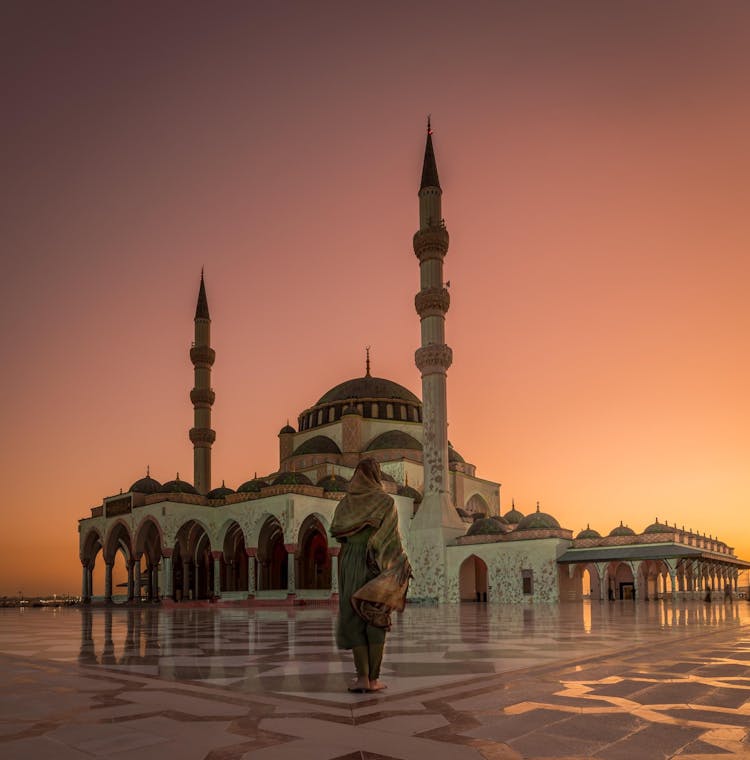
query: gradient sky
2 1 749 596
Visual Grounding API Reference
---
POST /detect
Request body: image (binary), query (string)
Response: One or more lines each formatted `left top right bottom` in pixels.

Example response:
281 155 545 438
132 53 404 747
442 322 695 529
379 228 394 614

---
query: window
522 569 533 595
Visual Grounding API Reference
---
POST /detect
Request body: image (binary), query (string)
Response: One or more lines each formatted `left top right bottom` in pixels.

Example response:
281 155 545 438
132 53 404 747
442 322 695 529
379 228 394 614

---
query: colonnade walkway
2 600 750 758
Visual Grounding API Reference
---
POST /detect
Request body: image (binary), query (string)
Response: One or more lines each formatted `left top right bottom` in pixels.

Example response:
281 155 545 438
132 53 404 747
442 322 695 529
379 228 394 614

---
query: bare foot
348 676 370 693
368 679 387 692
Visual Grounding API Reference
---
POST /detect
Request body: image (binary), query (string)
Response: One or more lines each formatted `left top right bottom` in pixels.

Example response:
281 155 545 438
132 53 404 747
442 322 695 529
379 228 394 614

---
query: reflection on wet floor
2 601 750 759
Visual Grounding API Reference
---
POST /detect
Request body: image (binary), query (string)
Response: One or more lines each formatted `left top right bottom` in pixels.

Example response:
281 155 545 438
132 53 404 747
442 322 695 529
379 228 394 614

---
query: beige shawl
331 466 412 627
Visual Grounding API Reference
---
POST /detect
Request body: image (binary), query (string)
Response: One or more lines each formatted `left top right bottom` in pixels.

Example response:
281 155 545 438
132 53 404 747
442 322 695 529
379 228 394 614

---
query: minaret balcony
415 344 453 375
190 346 216 366
415 287 450 317
190 388 216 406
189 427 216 446
413 225 449 261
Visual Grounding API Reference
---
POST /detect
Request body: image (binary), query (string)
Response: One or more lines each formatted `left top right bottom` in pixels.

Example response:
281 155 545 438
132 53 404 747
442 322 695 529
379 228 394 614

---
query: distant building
78 126 748 605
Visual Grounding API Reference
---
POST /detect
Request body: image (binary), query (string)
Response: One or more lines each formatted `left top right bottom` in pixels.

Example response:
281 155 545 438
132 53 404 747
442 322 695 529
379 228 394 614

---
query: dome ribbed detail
576 525 601 539
271 472 313 486
292 435 342 456
237 478 268 493
366 431 422 451
609 521 636 537
317 376 420 406
317 474 349 492
467 517 509 536
129 475 162 495
159 478 199 495
516 504 560 531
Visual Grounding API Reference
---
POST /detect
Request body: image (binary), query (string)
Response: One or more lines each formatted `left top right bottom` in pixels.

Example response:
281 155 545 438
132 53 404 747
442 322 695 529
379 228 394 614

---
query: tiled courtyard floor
2 601 750 759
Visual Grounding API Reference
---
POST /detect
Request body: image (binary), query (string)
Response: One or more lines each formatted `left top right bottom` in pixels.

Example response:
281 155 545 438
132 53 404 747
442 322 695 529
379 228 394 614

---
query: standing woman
331 458 412 693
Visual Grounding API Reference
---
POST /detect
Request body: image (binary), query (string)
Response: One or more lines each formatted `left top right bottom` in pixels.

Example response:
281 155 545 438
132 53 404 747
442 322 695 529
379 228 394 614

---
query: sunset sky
2 1 749 596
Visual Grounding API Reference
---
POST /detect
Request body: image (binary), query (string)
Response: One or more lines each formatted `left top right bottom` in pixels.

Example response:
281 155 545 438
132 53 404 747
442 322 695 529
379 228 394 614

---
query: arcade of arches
561 557 742 602
79 515 339 603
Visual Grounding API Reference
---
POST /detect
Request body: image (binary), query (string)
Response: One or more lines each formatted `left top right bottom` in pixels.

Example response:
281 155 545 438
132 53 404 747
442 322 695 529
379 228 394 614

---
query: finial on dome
146 464 150 477
221 479 225 487
405 472 409 486
176 472 180 480
536 501 540 513
512 498 515 508
427 114 432 135
365 346 371 377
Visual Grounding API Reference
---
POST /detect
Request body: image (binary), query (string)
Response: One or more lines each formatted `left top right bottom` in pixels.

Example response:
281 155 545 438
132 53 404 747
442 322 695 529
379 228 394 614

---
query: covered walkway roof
557 542 750 568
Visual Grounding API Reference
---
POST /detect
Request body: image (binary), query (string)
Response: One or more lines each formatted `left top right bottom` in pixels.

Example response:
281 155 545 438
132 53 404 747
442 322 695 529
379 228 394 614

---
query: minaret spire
420 116 441 192
189 271 216 494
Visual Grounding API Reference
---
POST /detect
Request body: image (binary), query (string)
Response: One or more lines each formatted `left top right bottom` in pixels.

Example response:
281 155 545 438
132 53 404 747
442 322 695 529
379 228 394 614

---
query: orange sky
2 1 749 595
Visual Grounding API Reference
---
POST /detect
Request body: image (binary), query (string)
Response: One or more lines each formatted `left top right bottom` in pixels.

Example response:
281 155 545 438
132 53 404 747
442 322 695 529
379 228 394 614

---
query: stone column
285 543 297 598
163 551 173 599
246 548 256 596
594 563 606 602
81 562 89 602
152 560 160 601
182 560 191 600
669 569 677 601
329 547 340 597
127 560 135 601
134 558 142 603
104 561 113 603
212 551 222 598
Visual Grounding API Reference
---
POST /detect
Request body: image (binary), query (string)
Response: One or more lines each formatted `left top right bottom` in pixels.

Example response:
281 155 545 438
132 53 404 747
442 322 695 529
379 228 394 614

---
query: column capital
245 547 257 557
211 550 223 561
328 547 340 557
284 543 298 554
161 548 173 558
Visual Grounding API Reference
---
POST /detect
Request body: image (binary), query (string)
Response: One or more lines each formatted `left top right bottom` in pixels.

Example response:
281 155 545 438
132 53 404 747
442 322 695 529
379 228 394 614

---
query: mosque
78 126 748 606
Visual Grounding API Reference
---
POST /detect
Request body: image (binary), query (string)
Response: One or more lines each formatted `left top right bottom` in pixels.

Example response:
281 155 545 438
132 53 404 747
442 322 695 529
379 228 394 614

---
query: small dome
279 424 296 435
397 484 422 503
237 477 269 493
317 474 349 492
467 516 510 536
292 435 342 456
576 524 601 539
448 445 465 463
271 472 313 486
159 476 198 495
366 430 422 451
129 473 162 494
643 518 669 534
504 500 525 524
380 471 396 483
206 481 235 499
609 521 636 537
516 503 560 531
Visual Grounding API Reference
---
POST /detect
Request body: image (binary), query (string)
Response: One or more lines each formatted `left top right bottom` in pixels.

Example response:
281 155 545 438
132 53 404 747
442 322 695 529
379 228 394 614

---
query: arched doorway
135 519 163 602
104 522 133 604
221 522 247 593
297 515 330 590
173 520 213 600
611 562 635 600
458 555 488 602
81 530 103 602
257 518 287 590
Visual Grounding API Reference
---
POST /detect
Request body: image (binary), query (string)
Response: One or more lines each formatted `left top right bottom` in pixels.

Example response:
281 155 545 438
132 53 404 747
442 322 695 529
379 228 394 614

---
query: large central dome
298 374 422 432
317 376 420 406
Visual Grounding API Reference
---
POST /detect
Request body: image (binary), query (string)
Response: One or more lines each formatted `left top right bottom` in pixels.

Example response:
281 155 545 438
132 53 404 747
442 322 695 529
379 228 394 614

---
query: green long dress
336 527 386 649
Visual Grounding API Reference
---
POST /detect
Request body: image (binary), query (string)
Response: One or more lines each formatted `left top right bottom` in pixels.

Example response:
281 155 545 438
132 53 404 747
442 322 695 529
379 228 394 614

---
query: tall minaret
409 121 464 605
189 271 215 494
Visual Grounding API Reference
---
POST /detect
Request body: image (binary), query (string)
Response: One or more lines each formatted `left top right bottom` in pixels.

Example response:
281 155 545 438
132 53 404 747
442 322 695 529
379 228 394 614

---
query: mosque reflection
78 600 746 683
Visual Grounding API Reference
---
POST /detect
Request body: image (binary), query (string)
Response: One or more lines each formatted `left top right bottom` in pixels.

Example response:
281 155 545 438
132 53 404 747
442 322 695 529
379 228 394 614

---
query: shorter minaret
189 271 215 494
